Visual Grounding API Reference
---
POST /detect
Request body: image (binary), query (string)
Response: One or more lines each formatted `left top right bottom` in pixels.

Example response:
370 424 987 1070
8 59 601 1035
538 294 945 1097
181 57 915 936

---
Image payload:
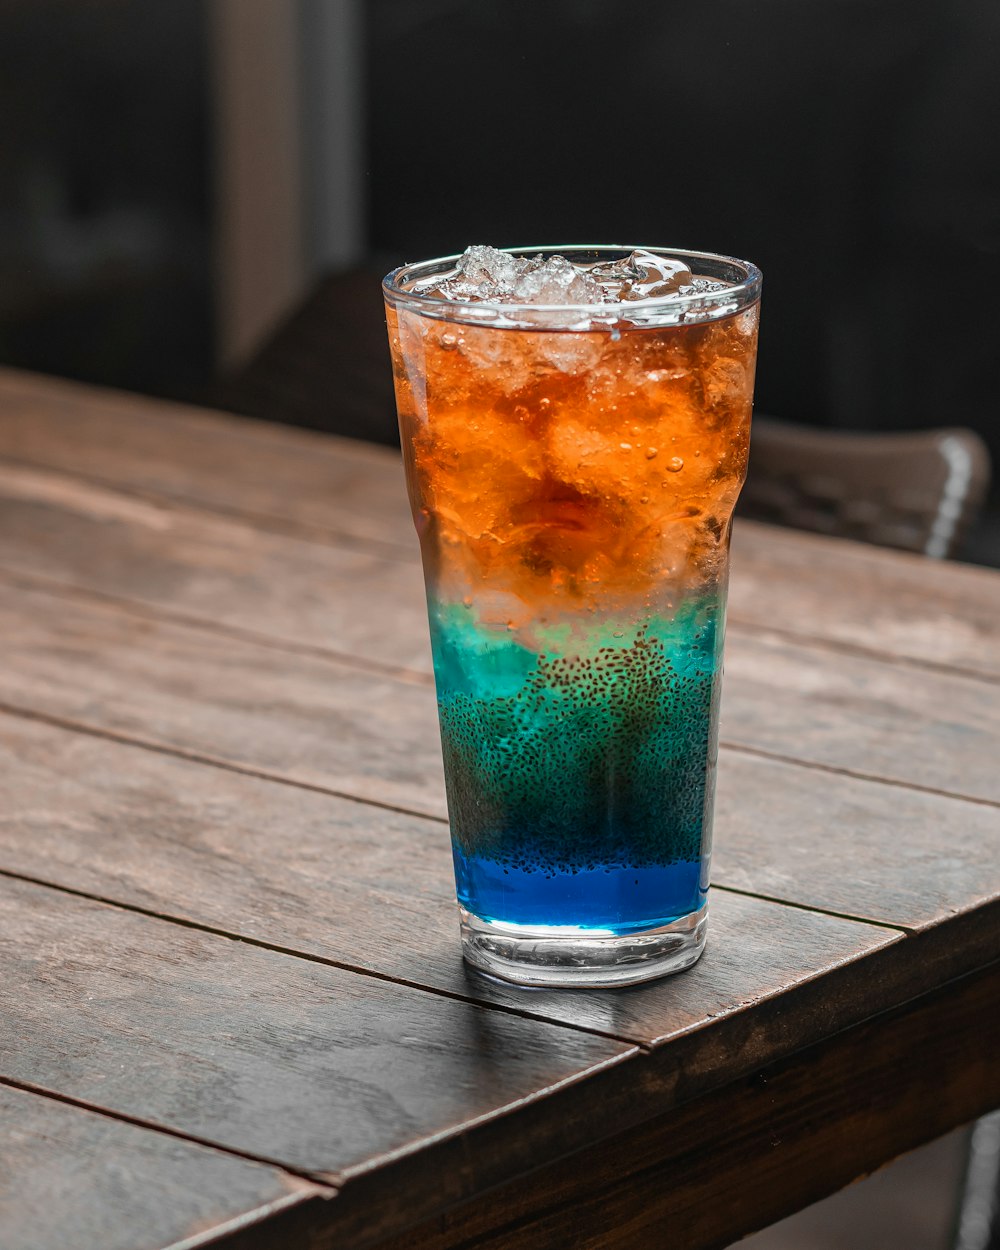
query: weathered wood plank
3 369 998 1250
0 579 447 821
1 497 1000 840
367 961 1000 1250
722 628 1000 804
0 875 634 1214
5 709 999 1054
713 751 1000 929
1 579 998 938
0 462 431 675
0 1084 323 1250
0 366 415 553
3 367 1000 680
4 873 930 1250
729 520 1000 680
2 369 998 1248
3 874 988 1250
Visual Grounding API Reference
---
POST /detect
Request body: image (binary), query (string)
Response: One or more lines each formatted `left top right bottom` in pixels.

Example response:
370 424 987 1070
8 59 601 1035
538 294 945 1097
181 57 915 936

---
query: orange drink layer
389 310 756 613
384 246 761 988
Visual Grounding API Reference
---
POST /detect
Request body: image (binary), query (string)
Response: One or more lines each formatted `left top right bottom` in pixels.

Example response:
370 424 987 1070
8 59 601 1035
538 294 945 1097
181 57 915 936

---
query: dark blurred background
1 0 998 548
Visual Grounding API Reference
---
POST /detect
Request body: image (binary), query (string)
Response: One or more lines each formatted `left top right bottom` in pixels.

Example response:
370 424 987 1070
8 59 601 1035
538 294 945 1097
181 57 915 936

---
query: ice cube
506 254 605 305
534 330 607 374
588 254 645 283
611 251 693 301
426 246 606 307
461 244 518 286
677 276 729 295
428 244 522 301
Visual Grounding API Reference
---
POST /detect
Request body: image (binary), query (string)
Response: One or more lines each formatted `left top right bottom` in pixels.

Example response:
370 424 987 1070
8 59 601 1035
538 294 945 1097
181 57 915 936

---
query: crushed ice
426 246 603 305
418 245 730 308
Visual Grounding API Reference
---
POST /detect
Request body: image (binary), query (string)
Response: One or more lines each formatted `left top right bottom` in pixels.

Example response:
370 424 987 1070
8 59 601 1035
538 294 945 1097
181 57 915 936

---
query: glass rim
382 244 762 328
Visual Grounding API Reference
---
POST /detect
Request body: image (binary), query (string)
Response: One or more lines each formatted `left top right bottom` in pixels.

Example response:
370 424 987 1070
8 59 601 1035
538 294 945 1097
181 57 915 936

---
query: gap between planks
0 864 648 1049
3 681 999 856
712 884 915 937
0 564 433 687
726 617 1000 690
0 698 445 824
0 1071 341 1194
5 556 1000 701
7 854 910 1052
718 739 1000 814
0 877 987 1248
1 451 999 691
0 870 930 1204
0 449 417 563
0 859 912 1033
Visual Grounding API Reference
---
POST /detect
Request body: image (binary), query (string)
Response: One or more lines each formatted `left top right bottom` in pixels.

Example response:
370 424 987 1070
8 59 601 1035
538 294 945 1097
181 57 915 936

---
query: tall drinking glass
383 246 761 987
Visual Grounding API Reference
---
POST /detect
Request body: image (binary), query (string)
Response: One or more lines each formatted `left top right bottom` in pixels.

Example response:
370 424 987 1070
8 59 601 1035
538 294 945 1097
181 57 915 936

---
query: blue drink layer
430 598 722 934
452 852 705 932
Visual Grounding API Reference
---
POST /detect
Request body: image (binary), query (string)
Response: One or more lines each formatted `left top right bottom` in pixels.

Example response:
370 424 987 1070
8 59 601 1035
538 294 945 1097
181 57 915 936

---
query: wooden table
0 366 997 1250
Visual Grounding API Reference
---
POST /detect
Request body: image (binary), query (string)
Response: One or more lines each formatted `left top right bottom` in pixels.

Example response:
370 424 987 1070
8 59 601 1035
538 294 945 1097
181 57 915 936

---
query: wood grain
2 369 1000 1249
0 875 633 1196
712 750 1000 928
729 520 1000 680
0 711 910 1049
0 460 431 675
1 365 1000 1250
3 367 999 680
0 579 448 821
4 703 999 1110
722 628 1000 804
0 366 414 552
0 1084 322 1250
1 579 998 937
367 961 1000 1250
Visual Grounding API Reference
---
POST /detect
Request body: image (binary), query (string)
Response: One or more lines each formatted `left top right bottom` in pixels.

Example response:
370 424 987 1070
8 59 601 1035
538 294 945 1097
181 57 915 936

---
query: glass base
460 901 708 989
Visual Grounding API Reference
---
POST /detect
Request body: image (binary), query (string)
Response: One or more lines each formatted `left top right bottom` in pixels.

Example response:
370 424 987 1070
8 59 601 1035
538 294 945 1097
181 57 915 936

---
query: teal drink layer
429 594 723 934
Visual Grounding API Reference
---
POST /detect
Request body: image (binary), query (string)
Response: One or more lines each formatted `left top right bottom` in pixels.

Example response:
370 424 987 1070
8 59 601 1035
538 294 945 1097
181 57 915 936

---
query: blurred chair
741 417 991 560
215 266 400 447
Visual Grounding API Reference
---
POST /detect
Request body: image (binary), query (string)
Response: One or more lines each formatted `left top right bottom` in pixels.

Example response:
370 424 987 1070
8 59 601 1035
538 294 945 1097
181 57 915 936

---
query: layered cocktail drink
384 246 761 986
